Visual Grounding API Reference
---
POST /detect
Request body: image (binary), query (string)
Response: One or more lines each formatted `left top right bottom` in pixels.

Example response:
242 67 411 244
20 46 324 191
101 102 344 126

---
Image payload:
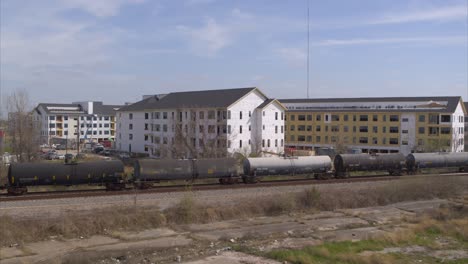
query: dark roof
256 99 275 109
118 94 167 112
119 87 260 111
280 96 462 113
37 103 83 114
92 102 122 115
37 102 123 115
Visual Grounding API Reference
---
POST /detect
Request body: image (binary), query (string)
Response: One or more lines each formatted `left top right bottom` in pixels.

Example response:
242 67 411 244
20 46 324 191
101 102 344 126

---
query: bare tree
6 89 40 162
154 108 236 159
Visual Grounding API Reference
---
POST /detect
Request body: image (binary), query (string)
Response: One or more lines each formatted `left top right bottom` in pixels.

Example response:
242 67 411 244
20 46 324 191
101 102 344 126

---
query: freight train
5 152 468 195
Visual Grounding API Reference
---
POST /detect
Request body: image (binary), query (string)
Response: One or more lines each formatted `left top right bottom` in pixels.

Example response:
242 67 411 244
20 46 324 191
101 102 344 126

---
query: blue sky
1 0 467 107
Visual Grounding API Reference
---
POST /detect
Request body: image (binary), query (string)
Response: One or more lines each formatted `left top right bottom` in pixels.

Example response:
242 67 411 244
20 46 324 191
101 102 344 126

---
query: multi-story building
280 97 466 155
116 87 285 158
34 101 122 145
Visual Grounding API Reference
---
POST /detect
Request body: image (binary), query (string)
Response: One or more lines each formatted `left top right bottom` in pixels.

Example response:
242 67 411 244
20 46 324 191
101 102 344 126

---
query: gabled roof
119 87 259 111
256 99 287 110
280 96 463 113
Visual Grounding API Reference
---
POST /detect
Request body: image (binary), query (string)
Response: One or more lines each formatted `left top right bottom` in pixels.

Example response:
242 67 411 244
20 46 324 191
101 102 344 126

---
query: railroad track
2 172 465 202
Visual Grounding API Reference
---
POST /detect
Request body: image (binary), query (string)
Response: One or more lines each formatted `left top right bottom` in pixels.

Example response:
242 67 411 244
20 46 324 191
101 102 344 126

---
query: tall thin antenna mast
307 0 310 98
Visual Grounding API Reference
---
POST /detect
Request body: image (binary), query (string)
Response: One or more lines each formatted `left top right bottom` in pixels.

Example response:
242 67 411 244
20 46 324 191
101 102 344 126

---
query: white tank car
243 156 332 177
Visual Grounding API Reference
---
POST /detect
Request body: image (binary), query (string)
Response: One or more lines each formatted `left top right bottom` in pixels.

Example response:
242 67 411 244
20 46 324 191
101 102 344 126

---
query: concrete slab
340 206 414 224
183 251 281 264
303 217 370 231
90 235 192 252
313 227 386 242
1 236 119 264
112 228 177 240
193 222 307 241
393 199 450 213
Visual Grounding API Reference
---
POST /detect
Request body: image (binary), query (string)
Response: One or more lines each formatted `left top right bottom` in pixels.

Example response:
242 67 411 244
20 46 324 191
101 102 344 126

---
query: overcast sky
1 0 467 108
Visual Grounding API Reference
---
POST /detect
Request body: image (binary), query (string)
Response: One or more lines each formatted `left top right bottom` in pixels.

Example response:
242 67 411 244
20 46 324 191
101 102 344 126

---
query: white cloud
61 0 145 17
177 18 232 56
314 36 465 46
370 5 467 24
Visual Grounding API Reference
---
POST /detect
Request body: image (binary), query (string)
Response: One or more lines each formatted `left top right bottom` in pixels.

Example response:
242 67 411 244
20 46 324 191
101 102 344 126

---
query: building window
49 116 55 120
402 118 409 122
239 125 243 134
440 127 451 134
419 115 425 122
298 135 306 142
239 140 242 148
263 111 265 116
129 124 133 130
275 139 278 146
281 112 284 120
144 135 148 141
298 115 306 121
281 139 284 147
163 124 167 132
429 127 438 135
316 115 321 121
145 113 149 119
144 123 148 130
359 115 368 121
372 126 378 133
290 115 295 121
441 115 451 123
344 115 348 121
359 137 368 144
316 125 321 132
402 130 408 134
275 126 278 133
331 115 339 121
307 125 312 131
163 112 168 119
262 139 265 147
267 139 270 147
389 127 399 133
316 136 321 142
129 113 133 120
290 125 295 131
372 137 378 144
390 115 399 122
373 115 378 122
249 111 252 117
359 126 368 133
298 125 306 131
307 115 312 121
129 134 133 140
208 111 215 119
389 138 398 145
275 112 278 120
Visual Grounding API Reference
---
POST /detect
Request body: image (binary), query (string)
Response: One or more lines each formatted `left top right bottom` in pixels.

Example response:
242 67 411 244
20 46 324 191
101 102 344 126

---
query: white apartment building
34 101 122 145
116 87 285 158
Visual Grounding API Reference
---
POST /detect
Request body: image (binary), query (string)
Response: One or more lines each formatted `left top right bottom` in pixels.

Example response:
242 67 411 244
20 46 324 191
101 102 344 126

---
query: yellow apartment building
280 97 466 155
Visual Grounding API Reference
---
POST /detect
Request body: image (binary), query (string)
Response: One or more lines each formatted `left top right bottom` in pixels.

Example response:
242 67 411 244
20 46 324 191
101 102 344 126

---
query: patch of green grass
267 240 388 264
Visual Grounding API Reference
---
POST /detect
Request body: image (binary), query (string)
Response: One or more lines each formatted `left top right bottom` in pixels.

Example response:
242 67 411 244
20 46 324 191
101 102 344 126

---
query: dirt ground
1 198 466 264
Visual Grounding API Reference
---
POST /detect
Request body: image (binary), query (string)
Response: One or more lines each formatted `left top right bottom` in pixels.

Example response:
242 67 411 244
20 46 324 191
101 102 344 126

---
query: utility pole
307 0 310 99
